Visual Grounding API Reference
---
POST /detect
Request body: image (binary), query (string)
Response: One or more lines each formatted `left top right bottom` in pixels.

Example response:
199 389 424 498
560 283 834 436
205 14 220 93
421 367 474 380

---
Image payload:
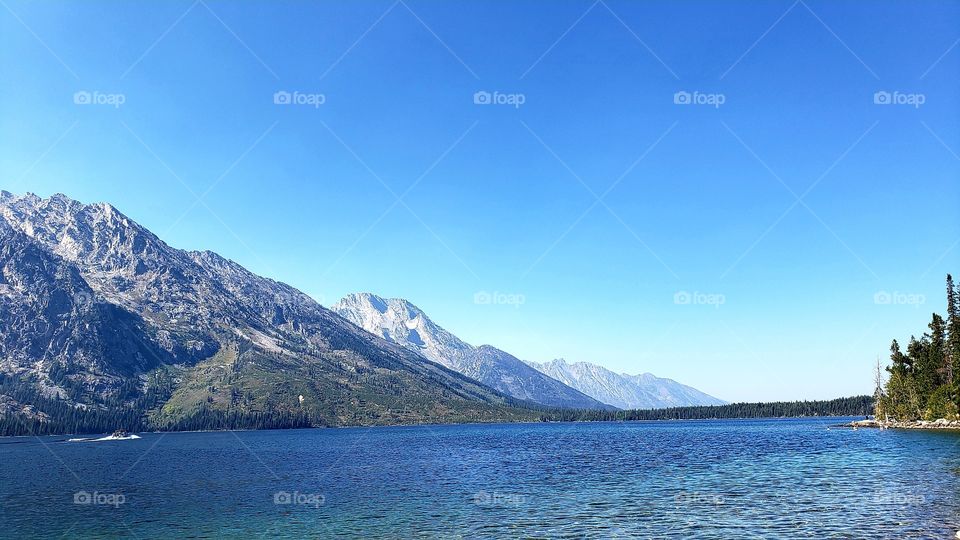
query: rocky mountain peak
332 293 612 410
332 293 471 368
0 192 175 281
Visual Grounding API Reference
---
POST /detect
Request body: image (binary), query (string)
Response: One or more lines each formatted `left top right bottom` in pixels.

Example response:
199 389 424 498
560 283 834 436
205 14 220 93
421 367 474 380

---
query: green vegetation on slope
0 338 542 436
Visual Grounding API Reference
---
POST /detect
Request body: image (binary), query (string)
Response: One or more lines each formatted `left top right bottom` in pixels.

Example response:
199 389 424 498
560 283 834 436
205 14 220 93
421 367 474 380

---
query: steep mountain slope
332 293 612 410
528 358 725 410
0 192 540 434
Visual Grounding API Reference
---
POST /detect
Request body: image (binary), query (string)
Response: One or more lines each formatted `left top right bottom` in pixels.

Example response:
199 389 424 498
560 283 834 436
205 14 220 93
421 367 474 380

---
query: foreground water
1 418 958 538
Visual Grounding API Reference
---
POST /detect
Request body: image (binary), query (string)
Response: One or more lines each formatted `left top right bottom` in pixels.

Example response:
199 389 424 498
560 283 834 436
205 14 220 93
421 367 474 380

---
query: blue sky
2 0 958 401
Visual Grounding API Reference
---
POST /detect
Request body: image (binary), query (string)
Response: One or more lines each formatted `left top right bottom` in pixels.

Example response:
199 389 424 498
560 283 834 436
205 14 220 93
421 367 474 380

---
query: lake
1 418 958 538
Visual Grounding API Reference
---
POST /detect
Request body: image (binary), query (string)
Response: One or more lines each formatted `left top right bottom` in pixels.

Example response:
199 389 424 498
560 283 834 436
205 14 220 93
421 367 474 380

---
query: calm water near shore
2 418 958 538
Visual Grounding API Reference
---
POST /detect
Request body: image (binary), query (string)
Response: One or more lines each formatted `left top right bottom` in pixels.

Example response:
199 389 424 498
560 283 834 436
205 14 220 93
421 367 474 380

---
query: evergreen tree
919 313 954 419
910 333 938 400
927 313 947 384
906 336 925 370
947 274 960 399
887 339 909 376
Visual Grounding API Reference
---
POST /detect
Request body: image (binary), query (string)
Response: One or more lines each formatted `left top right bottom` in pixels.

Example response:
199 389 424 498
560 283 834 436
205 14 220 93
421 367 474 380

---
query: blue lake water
1 418 958 538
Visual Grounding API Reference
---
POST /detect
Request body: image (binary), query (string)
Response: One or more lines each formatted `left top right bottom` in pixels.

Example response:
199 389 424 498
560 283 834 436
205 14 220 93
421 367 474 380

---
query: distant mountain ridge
331 293 612 410
0 192 541 434
527 358 725 410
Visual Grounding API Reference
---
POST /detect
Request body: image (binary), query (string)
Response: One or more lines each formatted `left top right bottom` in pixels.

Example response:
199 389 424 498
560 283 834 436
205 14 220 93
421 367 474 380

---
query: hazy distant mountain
0 192 540 433
332 293 612 410
527 358 725 410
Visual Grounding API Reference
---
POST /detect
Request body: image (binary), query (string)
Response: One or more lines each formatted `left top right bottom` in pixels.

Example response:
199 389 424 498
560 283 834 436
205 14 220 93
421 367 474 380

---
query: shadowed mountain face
0 192 539 433
332 293 614 410
526 358 726 410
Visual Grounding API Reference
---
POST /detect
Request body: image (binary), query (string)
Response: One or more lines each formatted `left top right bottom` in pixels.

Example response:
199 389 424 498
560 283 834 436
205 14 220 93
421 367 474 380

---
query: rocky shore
849 418 960 431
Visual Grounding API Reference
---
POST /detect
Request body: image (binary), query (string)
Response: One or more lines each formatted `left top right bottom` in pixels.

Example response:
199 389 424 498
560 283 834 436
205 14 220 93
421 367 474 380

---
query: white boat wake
67 434 142 442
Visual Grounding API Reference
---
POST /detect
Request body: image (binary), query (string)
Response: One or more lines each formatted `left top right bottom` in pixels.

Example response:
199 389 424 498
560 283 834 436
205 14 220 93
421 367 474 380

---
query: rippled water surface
2 418 959 538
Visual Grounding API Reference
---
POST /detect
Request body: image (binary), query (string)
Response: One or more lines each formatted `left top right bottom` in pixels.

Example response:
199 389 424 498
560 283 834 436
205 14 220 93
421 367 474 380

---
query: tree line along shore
0 392 874 437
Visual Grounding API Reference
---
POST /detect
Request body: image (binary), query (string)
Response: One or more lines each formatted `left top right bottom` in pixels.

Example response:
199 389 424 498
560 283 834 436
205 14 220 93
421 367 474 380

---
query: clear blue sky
2 0 958 401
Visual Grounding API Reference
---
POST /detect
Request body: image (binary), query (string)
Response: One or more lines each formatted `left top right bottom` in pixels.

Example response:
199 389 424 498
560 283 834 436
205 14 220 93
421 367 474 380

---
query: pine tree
907 336 926 374
948 274 960 404
887 339 909 376
928 313 947 382
913 326 940 402
949 275 960 349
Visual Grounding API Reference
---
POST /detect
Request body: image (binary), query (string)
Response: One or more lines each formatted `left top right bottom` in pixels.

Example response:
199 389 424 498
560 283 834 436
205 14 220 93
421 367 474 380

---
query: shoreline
849 418 960 431
0 415 868 439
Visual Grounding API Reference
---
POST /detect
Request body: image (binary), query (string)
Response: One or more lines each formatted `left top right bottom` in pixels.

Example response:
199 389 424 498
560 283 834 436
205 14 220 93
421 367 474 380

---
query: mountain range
331 293 610 410
0 192 723 435
332 293 724 411
0 192 541 433
527 359 726 410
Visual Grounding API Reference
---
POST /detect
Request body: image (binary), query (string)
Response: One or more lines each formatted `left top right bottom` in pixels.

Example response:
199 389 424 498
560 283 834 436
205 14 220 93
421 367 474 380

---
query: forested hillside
550 395 873 421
